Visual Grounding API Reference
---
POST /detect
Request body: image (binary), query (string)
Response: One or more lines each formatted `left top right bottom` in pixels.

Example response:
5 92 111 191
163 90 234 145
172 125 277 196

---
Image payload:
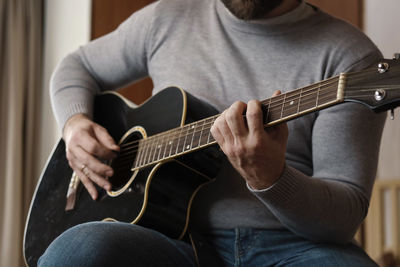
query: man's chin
221 0 284 20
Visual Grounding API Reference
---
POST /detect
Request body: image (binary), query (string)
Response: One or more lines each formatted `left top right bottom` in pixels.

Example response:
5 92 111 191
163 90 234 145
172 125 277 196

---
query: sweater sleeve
248 53 387 244
50 2 158 131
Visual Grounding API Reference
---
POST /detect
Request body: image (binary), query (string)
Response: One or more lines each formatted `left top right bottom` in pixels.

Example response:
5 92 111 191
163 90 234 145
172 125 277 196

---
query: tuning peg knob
378 62 389 73
374 89 386 101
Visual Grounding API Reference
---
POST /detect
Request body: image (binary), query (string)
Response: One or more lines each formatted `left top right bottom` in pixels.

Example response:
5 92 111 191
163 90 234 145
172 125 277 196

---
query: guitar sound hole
108 131 142 191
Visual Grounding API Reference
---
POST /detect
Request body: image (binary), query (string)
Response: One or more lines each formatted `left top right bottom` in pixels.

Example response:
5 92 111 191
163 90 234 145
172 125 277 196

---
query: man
39 0 385 266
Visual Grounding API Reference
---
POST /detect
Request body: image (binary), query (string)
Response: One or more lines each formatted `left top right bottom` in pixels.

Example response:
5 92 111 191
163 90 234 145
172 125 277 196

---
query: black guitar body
24 87 222 266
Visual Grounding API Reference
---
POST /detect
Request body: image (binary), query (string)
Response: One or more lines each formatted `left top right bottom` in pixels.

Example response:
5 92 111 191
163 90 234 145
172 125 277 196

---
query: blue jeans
38 222 377 267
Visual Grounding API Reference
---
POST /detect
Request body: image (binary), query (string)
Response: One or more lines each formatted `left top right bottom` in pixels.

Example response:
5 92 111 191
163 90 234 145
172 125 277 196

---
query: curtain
0 0 43 266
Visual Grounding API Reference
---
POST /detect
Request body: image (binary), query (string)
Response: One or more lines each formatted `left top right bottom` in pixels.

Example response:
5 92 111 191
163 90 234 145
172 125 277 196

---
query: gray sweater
50 0 386 243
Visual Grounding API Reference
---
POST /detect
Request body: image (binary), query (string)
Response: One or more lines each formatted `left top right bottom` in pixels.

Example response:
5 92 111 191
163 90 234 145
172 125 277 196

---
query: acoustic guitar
24 57 400 266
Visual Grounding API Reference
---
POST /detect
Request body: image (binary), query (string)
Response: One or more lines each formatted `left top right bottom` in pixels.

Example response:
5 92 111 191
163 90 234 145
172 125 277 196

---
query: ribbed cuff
51 87 95 132
247 165 306 206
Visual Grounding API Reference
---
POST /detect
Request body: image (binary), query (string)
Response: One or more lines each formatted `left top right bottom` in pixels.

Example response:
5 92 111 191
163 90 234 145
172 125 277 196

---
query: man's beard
221 0 284 20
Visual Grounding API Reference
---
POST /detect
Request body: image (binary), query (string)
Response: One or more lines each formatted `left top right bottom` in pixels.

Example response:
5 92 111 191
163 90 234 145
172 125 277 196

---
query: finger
210 116 225 144
93 124 120 152
80 130 117 160
74 167 99 200
72 161 111 193
272 90 282 97
225 101 247 137
81 164 112 191
214 111 234 144
74 145 114 178
246 100 264 134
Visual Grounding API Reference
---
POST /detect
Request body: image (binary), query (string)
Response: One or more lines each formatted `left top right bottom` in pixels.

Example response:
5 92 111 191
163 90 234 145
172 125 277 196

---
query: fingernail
104 185 111 191
106 170 113 177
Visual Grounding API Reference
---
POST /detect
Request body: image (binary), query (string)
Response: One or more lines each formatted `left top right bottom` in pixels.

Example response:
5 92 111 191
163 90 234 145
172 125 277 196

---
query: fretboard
132 75 345 170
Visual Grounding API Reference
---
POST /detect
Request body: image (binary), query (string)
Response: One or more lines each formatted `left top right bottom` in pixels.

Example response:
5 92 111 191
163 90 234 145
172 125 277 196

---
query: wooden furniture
365 179 400 261
307 0 362 28
91 0 156 104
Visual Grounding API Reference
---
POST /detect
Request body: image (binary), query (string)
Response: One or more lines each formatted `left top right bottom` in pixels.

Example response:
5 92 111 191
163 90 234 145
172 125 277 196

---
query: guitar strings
117 73 397 163
113 91 340 169
116 87 340 165
111 66 400 171
119 76 340 150
118 88 337 155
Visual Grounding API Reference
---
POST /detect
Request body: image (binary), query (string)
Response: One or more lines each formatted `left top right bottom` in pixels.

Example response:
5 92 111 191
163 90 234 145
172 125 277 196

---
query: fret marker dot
186 145 190 150
290 100 294 105
169 141 172 145
191 125 195 129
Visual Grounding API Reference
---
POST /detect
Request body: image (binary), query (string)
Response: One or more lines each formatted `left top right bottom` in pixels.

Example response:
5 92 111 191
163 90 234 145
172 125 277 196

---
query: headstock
344 54 400 116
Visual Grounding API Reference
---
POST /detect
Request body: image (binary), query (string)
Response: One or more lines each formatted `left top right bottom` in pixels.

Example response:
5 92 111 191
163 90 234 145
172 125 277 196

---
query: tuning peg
390 109 395 120
394 53 400 60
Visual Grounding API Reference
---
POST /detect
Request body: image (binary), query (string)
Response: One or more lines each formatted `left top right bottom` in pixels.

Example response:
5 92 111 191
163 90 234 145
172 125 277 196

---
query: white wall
37 0 92 180
364 0 400 251
364 0 400 180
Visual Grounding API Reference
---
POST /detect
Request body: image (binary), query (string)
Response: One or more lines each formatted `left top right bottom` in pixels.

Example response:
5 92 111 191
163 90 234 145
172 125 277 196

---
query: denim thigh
38 221 196 267
205 228 377 267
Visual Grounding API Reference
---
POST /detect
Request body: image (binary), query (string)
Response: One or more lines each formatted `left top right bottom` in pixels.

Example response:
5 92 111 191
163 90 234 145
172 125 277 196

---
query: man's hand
210 91 288 190
63 114 120 200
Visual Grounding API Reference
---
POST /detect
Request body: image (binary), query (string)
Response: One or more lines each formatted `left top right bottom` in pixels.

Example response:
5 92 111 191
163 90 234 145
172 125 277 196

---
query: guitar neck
132 74 346 170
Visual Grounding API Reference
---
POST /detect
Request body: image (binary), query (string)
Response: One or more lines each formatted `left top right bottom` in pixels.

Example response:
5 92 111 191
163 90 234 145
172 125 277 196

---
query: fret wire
151 133 160 163
297 87 302 113
162 129 170 160
198 121 205 147
198 119 205 147
169 128 177 157
207 117 215 144
150 136 159 164
189 124 196 150
179 125 188 153
154 135 161 162
146 138 155 165
191 121 201 149
183 125 190 152
140 138 150 166
281 94 286 119
175 126 184 155
316 84 320 106
157 132 165 161
201 118 213 146
138 139 146 167
134 140 144 168
266 97 272 124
